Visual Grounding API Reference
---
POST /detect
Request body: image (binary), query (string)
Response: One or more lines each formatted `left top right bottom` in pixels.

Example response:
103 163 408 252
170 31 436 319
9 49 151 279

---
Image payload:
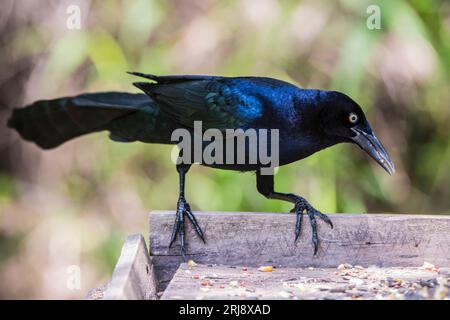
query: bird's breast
276 133 328 166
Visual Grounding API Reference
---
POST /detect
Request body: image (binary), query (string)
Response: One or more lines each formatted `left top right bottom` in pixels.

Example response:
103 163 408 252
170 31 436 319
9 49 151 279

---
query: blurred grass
0 0 449 298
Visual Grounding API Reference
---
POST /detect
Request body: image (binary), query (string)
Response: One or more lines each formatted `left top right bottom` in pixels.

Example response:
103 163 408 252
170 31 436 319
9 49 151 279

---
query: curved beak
350 128 396 176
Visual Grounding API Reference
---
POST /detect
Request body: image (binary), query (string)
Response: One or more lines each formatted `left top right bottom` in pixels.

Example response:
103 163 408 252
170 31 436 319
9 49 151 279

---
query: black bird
8 73 395 256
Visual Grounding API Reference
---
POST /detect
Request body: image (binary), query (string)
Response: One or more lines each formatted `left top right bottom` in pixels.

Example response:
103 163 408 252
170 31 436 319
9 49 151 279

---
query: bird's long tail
7 92 149 149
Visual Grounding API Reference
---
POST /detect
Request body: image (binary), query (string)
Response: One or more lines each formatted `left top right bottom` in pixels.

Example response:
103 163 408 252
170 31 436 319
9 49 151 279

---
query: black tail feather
8 92 148 149
127 71 159 82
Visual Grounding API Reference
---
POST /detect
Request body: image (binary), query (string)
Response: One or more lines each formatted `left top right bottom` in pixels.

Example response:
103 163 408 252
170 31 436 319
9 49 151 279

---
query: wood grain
103 234 158 300
161 263 450 300
149 211 450 289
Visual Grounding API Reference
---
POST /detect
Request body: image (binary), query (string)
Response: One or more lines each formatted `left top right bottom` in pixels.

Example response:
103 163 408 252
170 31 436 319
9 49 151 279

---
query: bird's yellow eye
349 112 358 124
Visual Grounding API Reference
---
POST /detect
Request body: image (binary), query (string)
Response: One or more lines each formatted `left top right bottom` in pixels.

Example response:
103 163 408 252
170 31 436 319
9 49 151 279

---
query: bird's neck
291 89 327 133
276 89 345 165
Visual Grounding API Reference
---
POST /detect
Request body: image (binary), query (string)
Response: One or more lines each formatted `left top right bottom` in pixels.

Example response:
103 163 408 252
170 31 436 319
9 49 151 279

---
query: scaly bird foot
290 197 333 255
169 198 205 258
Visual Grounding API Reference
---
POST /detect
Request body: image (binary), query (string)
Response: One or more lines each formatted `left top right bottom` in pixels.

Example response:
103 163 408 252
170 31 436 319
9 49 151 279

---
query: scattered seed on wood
187 260 197 267
258 266 273 272
164 263 450 300
420 261 439 272
229 280 238 287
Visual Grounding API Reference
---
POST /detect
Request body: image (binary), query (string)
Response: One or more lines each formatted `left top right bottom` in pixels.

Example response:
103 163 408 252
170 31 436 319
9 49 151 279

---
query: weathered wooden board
149 211 450 289
103 234 158 300
161 263 450 300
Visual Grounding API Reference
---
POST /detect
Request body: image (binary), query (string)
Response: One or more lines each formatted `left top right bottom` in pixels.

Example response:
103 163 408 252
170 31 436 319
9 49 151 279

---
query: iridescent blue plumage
8 72 395 256
129 74 341 167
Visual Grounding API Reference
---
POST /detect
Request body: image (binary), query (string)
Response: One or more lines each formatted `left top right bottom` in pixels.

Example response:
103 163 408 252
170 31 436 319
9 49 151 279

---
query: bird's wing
129 72 263 130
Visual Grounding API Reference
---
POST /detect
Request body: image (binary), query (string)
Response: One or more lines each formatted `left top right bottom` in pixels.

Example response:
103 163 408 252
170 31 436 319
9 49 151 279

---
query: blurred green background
0 0 449 299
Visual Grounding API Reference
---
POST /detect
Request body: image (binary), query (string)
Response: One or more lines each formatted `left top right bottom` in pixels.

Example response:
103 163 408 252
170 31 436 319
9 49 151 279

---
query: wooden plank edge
150 210 450 220
149 211 450 275
103 234 158 300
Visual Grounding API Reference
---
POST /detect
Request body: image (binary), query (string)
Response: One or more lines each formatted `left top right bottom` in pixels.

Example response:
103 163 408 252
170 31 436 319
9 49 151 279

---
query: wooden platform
162 263 449 300
88 211 450 300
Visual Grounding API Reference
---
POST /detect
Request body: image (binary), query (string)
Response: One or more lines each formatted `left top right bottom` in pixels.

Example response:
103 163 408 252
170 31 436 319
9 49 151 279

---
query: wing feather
130 73 262 130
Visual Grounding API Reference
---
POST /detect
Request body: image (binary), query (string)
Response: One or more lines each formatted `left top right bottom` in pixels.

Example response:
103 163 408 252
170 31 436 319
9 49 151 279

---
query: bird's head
319 91 395 175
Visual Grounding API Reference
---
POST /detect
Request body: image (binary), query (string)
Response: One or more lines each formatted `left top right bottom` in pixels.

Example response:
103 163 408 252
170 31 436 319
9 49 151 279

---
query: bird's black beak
350 127 396 175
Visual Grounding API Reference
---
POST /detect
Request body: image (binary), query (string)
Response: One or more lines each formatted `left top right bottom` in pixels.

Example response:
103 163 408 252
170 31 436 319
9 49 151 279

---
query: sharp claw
185 209 206 243
179 218 185 256
169 235 175 248
169 216 181 248
180 246 186 260
294 210 303 243
170 198 205 256
194 225 206 243
316 211 333 229
312 231 319 255
312 240 318 255
291 197 334 254
309 214 319 255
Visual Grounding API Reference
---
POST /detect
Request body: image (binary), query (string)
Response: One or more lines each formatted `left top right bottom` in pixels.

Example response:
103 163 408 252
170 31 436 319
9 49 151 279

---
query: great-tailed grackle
8 73 395 256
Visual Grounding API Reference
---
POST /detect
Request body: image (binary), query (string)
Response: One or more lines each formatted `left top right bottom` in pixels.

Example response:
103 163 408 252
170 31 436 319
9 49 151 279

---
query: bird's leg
256 171 333 254
169 163 205 258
